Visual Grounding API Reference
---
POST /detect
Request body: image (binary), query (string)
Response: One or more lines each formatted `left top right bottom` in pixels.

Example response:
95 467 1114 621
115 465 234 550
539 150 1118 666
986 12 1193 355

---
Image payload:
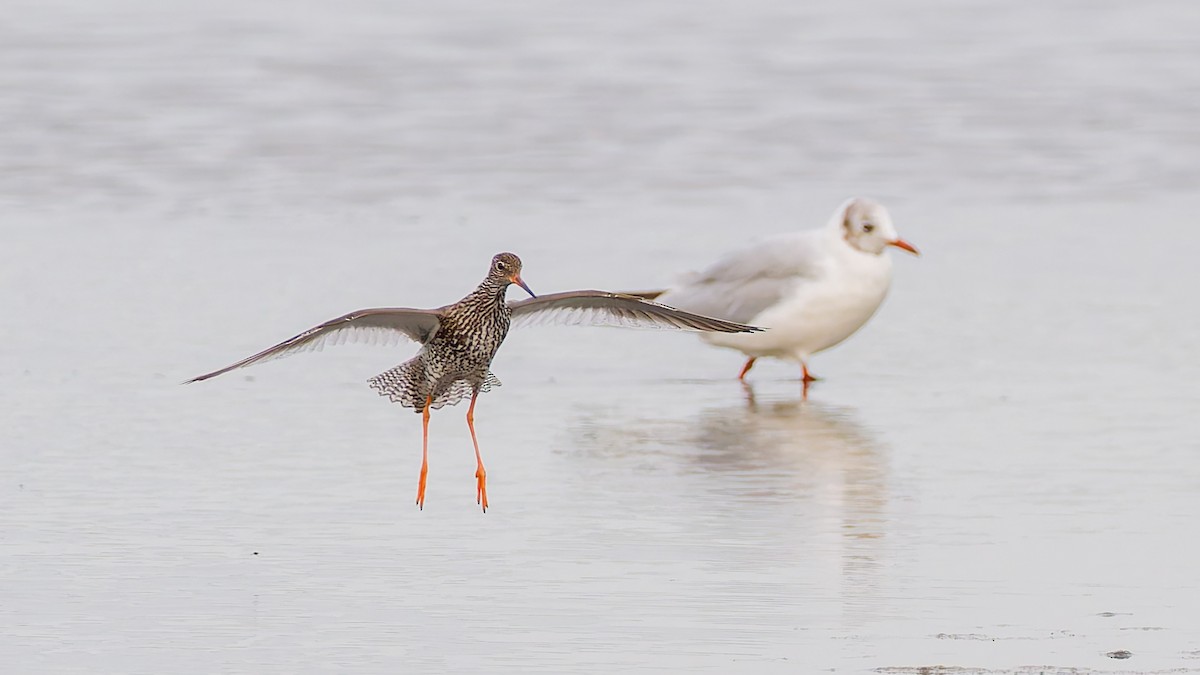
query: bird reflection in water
691 387 888 543
571 383 889 622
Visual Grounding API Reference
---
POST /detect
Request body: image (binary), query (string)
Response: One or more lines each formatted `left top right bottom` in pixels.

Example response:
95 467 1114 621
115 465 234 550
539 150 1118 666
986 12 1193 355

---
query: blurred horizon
2 0 1198 220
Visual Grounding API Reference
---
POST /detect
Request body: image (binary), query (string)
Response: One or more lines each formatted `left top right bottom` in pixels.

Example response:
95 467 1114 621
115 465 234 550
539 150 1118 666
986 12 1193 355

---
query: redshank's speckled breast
368 267 515 412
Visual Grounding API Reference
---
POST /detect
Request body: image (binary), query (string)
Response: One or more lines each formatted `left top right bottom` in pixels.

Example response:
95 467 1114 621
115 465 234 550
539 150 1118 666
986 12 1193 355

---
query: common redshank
186 252 761 512
633 198 919 396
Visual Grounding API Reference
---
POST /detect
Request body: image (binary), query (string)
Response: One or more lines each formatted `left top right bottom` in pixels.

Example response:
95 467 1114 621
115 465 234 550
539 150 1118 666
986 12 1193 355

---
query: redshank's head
837 197 919 257
490 252 535 298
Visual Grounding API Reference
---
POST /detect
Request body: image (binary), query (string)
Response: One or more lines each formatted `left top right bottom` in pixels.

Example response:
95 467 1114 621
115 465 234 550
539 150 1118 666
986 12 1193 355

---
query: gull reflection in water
574 385 886 507
570 383 890 621
693 386 887 511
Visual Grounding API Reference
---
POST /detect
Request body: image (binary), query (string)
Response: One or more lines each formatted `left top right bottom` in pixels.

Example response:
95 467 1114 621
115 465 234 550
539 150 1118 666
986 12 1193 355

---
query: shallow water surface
2 1 1199 673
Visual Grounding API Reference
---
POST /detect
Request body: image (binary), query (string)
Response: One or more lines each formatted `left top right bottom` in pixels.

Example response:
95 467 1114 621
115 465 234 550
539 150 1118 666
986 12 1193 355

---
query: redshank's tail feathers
368 362 501 412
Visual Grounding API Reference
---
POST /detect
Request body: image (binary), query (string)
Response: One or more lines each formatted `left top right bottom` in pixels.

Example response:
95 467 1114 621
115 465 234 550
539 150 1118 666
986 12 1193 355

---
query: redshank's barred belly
368 284 512 412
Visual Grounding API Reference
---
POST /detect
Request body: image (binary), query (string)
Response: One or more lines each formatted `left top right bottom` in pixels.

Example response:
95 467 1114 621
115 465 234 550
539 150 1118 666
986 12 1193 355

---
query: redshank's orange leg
466 390 488 513
737 357 757 381
416 395 431 510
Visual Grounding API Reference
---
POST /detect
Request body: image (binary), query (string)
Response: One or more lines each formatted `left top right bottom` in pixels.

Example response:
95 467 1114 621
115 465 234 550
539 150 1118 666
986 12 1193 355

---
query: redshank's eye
862 223 875 233
495 261 507 271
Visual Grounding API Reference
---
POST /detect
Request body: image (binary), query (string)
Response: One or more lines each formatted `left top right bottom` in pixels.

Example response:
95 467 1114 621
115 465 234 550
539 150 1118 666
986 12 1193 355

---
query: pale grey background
2 0 1199 673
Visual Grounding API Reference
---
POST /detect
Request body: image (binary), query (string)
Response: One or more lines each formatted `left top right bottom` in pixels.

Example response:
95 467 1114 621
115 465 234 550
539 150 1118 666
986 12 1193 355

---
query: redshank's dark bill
186 252 762 512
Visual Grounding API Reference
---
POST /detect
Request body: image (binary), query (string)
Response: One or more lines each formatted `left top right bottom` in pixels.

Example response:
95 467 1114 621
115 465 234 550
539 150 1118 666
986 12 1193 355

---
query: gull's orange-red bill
888 239 920 256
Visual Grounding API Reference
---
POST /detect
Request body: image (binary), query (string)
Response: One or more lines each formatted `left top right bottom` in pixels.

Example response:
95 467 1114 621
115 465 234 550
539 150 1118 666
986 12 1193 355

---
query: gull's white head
834 197 920 257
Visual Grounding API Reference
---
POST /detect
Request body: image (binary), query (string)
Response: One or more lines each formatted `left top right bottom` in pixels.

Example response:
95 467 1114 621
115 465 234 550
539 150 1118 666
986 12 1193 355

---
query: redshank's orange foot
416 469 428 510
475 467 488 512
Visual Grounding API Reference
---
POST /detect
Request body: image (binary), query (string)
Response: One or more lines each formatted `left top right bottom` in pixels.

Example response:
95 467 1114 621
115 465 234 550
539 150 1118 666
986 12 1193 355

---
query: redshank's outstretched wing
508 290 763 333
184 308 443 383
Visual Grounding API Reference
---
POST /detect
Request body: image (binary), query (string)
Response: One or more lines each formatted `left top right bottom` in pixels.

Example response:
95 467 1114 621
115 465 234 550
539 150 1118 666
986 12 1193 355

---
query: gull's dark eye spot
862 223 875 233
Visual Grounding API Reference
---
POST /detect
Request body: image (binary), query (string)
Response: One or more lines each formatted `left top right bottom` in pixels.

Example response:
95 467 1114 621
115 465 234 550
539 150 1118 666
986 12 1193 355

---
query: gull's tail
621 289 666 301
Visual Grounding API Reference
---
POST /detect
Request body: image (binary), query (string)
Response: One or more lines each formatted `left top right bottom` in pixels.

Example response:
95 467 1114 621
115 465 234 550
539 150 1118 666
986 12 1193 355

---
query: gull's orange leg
416 395 431 510
800 362 820 400
801 362 821 383
737 357 757 381
466 390 488 513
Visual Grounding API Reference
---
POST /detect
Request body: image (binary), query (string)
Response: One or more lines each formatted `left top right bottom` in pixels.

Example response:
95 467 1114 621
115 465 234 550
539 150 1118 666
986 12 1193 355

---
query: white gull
642 197 919 394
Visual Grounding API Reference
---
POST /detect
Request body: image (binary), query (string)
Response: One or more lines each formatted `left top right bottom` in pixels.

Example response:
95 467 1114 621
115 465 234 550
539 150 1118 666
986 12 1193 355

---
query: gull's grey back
658 230 827 324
